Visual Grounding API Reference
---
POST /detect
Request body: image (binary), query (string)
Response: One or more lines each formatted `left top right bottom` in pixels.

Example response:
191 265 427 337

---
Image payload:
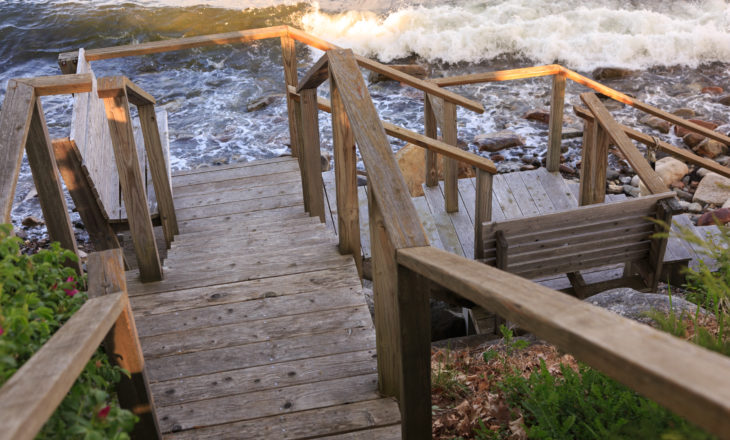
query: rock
693 172 730 205
21 216 44 227
639 115 670 134
520 164 536 171
631 175 640 187
22 188 37 203
688 202 704 214
368 64 429 83
672 108 696 119
701 86 723 95
586 288 704 325
14 229 27 240
674 189 694 202
246 94 284 112
677 200 691 210
490 153 506 162
619 176 633 185
697 208 730 226
606 168 621 180
523 109 550 124
607 183 623 194
655 157 689 186
357 176 367 187
669 181 684 190
320 151 332 172
696 167 711 178
683 132 706 149
592 67 635 80
718 95 730 106
674 119 719 138
693 138 727 159
473 131 525 152
558 164 575 174
561 128 583 139
77 250 88 259
623 185 640 197
395 143 475 197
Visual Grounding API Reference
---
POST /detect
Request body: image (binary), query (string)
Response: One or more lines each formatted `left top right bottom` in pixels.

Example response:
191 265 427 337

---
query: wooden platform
125 157 401 439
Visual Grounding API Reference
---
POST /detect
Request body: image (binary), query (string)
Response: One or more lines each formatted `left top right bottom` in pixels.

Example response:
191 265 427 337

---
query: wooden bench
479 192 677 297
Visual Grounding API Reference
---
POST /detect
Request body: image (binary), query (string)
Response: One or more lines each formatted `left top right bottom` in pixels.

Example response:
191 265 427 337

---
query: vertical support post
52 138 121 252
292 97 310 212
397 264 432 440
299 88 326 222
25 99 81 273
648 200 673 290
368 183 401 399
474 169 493 259
280 35 300 158
592 125 609 203
101 89 162 282
442 101 459 213
424 93 439 187
137 104 178 247
578 118 608 206
87 249 161 440
330 72 362 274
546 71 566 172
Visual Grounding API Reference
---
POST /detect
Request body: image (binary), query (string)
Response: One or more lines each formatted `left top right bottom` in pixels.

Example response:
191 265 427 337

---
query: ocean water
1 0 729 226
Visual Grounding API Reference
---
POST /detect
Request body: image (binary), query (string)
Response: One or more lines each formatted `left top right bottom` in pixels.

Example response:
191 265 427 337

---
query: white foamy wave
301 0 730 70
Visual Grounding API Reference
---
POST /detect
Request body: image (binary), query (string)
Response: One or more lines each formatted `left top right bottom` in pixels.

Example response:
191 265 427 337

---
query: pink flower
64 288 79 297
0 326 4 336
97 405 111 419
66 276 75 284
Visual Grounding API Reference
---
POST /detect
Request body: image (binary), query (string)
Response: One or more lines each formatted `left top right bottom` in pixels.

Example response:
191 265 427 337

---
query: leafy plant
0 224 136 438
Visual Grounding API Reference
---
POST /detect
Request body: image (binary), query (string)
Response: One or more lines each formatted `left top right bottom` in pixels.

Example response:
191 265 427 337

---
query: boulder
701 86 723 95
688 202 704 214
639 115 670 134
672 108 696 118
368 64 429 83
693 138 727 159
674 119 719 138
395 143 475 197
693 172 730 205
719 95 730 106
523 109 550 124
697 208 730 226
683 132 706 149
559 164 576 175
592 67 635 80
586 288 705 325
473 131 525 152
246 94 284 112
21 216 44 227
623 185 640 197
655 157 689 185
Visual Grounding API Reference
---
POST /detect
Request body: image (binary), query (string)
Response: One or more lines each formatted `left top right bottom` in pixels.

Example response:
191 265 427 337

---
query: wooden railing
0 249 160 440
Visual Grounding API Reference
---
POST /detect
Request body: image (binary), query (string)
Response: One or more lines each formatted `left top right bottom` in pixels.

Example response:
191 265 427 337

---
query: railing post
137 104 178 247
99 81 163 282
424 93 439 187
578 117 608 205
25 98 81 273
330 71 362 274
88 249 161 439
442 100 459 212
298 87 326 222
474 169 493 259
280 34 301 158
546 71 566 172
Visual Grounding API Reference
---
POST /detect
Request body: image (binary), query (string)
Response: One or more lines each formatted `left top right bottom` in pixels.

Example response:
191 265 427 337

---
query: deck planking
125 157 400 439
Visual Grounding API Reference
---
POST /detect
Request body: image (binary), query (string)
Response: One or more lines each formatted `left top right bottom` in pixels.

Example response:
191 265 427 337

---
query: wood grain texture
138 104 178 246
52 138 121 251
0 293 125 440
397 245 730 439
474 169 493 258
0 80 35 223
101 90 162 282
424 93 439 187
280 35 300 157
328 49 428 250
25 99 81 271
296 52 329 92
17 73 92 96
440 100 459 213
581 92 667 195
430 64 561 86
299 87 326 221
546 71 566 172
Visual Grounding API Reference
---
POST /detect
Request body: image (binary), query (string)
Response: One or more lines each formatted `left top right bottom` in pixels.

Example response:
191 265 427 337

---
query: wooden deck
125 157 401 439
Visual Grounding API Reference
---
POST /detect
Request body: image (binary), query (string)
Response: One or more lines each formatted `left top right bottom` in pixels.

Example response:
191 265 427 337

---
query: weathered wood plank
171 158 299 187
442 100 459 213
502 172 540 217
536 167 577 210
309 424 402 440
175 192 303 221
424 93 439 187
16 74 92 96
0 293 125 440
423 185 464 256
430 64 561 86
439 180 475 258
176 205 307 234
171 156 293 177
358 185 372 259
519 170 556 214
546 71 566 172
474 170 493 258
412 196 443 250
173 180 302 209
299 87 326 221
492 174 523 218
280 35 300 157
172 170 300 198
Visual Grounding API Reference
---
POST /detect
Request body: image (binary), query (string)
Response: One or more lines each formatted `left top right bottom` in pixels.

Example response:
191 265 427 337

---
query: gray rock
674 189 694 202
473 131 525 152
672 108 696 118
587 288 705 325
246 94 284 112
677 200 691 210
631 175 641 187
639 115 670 133
606 168 621 180
718 95 730 106
623 185 640 197
619 176 632 185
688 202 704 213
693 172 730 205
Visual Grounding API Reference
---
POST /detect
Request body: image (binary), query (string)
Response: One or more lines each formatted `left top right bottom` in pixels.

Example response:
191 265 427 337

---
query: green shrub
0 224 136 439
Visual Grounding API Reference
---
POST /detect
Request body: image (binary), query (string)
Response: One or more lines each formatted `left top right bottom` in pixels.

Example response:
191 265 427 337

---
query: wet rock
368 64 429 83
395 143 475 197
211 157 228 166
701 86 723 95
473 131 525 152
320 151 332 172
639 115 670 134
623 185 640 197
688 202 704 214
586 288 705 325
592 67 635 80
607 183 623 194
697 207 730 226
672 108 696 119
490 153 506 162
22 216 44 227
718 95 730 106
559 164 575 175
246 94 284 112
693 138 727 159
693 172 730 205
683 132 706 149
674 119 719 138
523 109 550 124
674 189 694 202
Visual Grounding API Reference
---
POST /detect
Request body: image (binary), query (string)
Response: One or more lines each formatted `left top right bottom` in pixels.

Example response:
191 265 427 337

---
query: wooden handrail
286 86 496 173
98 76 156 106
431 64 562 86
396 245 730 439
0 292 127 440
16 74 92 96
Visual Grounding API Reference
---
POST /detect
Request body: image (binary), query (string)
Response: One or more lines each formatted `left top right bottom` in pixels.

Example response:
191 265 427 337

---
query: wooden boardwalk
125 157 401 439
